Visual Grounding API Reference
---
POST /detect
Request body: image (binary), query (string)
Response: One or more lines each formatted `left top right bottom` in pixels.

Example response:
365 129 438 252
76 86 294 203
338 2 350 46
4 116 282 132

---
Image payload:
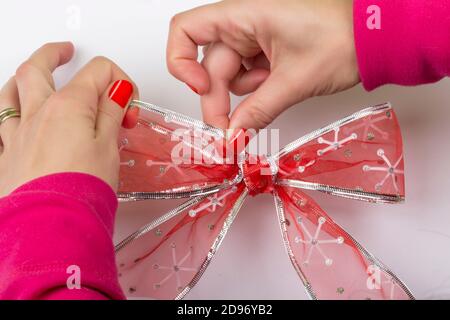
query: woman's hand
0 42 139 197
167 0 359 130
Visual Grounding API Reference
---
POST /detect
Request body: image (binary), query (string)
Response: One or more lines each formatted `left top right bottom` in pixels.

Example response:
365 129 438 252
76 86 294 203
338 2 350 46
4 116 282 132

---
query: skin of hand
167 0 360 130
0 42 139 197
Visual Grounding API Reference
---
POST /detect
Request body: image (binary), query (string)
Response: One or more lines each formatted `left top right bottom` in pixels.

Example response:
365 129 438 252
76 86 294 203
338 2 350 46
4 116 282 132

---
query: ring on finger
0 107 21 125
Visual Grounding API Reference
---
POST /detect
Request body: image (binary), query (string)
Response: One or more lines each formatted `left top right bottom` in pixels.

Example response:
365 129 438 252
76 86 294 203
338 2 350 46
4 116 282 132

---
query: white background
1 0 450 299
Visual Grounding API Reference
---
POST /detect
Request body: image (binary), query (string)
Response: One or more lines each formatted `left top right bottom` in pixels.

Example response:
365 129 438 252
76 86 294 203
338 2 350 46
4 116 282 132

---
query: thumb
229 70 304 130
96 79 137 139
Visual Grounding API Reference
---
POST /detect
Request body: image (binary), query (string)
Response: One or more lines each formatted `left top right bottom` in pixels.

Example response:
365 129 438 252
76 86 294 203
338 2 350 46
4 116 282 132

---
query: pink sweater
1 0 450 300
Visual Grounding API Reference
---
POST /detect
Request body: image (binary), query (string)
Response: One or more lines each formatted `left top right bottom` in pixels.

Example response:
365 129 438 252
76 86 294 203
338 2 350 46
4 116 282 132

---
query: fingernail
227 129 254 155
109 80 133 108
186 83 199 95
227 128 255 143
227 128 245 143
122 104 140 129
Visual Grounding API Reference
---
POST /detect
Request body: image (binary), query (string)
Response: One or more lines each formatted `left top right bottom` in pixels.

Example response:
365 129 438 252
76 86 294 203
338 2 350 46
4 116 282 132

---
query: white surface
1 0 450 299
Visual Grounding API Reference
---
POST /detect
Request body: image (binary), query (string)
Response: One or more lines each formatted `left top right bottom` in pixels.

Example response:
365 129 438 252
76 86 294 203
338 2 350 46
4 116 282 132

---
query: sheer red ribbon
115 101 414 300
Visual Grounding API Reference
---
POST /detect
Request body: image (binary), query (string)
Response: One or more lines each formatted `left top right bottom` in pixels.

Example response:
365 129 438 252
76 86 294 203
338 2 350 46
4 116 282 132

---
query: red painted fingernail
109 80 133 108
227 129 254 155
186 83 199 95
228 129 246 145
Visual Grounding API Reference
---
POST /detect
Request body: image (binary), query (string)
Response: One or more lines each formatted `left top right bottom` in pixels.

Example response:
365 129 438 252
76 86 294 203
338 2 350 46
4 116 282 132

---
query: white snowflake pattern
362 149 403 193
343 112 390 142
294 216 344 267
152 243 197 292
298 159 316 173
317 128 357 156
188 186 238 217
146 160 186 176
278 155 316 176
119 138 135 167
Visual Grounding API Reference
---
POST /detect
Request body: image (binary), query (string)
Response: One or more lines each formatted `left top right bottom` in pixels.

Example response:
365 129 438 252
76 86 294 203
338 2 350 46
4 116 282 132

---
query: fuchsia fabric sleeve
354 0 450 90
0 173 124 300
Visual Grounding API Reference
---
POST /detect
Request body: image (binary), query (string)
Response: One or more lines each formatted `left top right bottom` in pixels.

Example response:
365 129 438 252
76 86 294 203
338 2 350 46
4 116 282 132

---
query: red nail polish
109 80 133 108
186 83 199 95
227 129 254 157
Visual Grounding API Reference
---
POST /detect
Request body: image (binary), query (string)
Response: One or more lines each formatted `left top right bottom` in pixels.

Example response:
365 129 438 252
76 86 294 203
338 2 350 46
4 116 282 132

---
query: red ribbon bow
116 101 414 300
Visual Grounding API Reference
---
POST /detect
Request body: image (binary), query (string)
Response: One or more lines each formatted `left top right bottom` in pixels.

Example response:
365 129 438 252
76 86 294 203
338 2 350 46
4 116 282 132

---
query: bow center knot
241 154 277 196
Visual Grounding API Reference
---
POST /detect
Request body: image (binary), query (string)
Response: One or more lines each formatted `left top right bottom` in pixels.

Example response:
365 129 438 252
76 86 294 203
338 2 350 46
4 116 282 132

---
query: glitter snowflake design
317 128 357 156
278 155 316 177
362 149 404 193
146 160 187 177
294 216 344 266
343 112 391 142
153 243 197 292
297 159 316 173
188 186 238 217
119 138 135 167
292 192 308 208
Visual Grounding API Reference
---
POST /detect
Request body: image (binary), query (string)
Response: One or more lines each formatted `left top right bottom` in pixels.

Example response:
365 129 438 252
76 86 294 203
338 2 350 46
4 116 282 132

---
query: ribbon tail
273 186 414 300
116 184 248 299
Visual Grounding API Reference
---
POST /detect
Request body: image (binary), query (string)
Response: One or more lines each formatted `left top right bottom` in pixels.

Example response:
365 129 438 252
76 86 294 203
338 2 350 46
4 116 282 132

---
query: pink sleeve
0 173 125 300
354 0 450 90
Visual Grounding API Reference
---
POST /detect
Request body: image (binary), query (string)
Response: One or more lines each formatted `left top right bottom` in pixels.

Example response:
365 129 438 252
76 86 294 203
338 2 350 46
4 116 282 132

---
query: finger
200 43 242 129
167 3 227 95
202 44 211 56
96 79 136 139
229 69 305 130
52 56 137 138
200 80 230 129
0 77 21 148
122 105 140 129
15 42 74 120
229 67 269 96
242 52 270 70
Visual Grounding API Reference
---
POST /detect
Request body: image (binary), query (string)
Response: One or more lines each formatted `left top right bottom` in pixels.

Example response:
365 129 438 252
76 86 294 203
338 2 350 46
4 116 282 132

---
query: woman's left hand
0 42 139 197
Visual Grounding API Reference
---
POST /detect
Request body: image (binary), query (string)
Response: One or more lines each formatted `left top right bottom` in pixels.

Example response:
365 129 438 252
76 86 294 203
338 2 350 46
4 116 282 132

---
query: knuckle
247 100 274 129
15 61 34 79
45 90 96 122
169 13 182 28
98 108 121 127
166 57 177 75
90 55 114 67
40 42 54 52
46 91 67 106
42 92 65 117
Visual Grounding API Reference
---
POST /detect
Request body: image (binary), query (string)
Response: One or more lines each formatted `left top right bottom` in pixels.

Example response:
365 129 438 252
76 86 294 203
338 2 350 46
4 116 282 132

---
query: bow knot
241 154 277 196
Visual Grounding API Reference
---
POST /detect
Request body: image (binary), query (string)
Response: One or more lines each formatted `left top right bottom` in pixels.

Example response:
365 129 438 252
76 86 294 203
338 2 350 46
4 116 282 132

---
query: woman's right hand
167 0 360 130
